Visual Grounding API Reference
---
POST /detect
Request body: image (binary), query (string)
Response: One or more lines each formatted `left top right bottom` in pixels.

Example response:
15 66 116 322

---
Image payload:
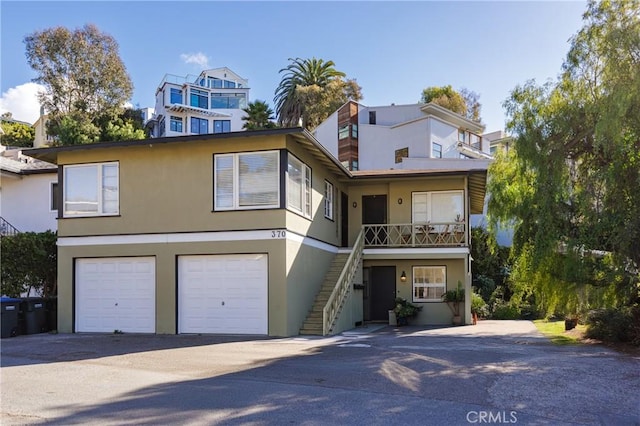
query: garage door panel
76 257 156 333
179 254 267 335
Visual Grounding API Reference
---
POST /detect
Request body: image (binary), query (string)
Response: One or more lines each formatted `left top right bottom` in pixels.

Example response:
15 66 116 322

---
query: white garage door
76 257 156 333
178 254 268 335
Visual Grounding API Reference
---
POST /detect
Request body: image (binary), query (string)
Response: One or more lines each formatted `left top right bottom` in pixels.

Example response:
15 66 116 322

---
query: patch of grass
533 320 587 345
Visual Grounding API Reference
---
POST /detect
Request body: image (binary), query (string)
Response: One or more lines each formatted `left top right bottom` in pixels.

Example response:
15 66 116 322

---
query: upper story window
213 120 231 134
351 124 358 139
170 88 183 104
170 116 183 133
208 77 223 88
159 117 166 137
224 80 236 88
214 151 280 211
324 181 334 220
211 93 246 109
458 129 466 143
190 89 208 109
191 117 208 134
338 124 349 140
50 182 58 212
63 162 119 217
412 190 463 230
433 142 443 158
287 154 312 218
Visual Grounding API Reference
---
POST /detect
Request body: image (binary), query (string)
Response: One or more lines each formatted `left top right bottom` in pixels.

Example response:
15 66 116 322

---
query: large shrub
585 306 640 345
1 231 57 297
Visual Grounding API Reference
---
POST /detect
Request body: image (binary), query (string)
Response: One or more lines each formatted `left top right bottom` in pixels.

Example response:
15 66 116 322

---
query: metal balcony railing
0 217 20 237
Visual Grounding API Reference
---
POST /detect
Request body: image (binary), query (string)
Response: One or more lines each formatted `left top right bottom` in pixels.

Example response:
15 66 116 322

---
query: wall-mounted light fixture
400 271 407 282
398 198 403 205
352 201 357 208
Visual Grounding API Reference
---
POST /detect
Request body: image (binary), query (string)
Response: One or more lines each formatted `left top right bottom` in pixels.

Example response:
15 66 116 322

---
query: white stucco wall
430 117 462 159
312 111 339 158
1 172 58 232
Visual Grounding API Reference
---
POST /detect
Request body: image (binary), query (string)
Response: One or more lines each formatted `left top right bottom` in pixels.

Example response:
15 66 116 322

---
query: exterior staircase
299 253 350 335
0 217 20 237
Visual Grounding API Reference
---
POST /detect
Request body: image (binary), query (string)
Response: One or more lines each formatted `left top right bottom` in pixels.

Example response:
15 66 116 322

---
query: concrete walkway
1 321 638 425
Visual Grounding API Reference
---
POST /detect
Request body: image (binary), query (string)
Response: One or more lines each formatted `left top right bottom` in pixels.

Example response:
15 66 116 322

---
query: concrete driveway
1 320 638 425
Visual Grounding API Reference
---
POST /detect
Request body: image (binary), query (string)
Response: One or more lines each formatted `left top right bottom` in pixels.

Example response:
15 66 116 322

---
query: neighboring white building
313 101 493 172
149 67 249 138
0 147 58 233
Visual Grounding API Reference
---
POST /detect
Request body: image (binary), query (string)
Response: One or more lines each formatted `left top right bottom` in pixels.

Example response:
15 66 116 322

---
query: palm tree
274 58 346 128
242 100 276 130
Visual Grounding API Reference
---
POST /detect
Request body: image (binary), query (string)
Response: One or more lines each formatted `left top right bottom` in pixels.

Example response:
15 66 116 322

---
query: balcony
362 222 467 248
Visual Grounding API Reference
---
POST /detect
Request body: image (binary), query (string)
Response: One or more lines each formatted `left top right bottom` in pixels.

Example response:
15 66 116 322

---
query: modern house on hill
313 101 493 172
149 67 249 138
27 127 487 337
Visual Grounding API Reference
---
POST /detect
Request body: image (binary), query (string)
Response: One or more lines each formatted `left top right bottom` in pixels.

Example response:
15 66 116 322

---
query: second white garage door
178 254 268 335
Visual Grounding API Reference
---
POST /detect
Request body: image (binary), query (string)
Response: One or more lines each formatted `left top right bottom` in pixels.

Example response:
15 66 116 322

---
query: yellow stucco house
28 128 487 337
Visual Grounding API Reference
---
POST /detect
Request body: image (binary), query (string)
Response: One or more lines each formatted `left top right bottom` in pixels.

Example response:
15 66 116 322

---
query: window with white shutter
214 151 279 210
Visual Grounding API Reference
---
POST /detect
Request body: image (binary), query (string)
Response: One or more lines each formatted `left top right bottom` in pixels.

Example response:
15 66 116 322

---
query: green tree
488 0 640 317
242 100 276 130
420 85 482 122
0 117 35 147
470 226 510 302
24 24 140 145
274 57 362 129
0 231 57 297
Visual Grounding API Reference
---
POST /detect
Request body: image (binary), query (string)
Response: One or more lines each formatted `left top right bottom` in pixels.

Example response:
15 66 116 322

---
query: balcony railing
0 217 20 237
363 222 467 247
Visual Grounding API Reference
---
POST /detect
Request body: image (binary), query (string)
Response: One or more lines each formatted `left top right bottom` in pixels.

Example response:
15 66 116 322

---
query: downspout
464 175 472 325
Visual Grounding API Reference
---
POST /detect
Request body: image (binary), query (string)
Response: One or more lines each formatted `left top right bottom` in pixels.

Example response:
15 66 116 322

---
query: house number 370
271 230 286 238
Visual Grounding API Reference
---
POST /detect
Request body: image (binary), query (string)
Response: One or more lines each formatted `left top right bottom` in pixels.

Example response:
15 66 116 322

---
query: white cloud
180 52 210 69
0 82 46 124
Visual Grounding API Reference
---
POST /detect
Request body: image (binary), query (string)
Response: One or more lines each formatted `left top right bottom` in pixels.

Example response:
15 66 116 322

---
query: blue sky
1 1 587 133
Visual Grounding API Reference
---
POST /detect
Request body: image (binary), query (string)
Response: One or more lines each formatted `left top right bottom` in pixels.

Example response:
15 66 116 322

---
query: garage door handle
221 301 225 306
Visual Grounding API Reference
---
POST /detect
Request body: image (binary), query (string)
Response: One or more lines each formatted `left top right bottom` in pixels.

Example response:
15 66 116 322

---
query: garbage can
20 298 48 334
1 297 21 338
45 297 57 331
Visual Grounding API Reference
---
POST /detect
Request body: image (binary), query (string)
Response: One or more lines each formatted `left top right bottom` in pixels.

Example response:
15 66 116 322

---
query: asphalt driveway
1 321 638 425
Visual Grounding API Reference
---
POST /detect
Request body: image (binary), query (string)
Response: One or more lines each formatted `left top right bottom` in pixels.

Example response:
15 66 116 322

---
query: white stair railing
322 229 364 336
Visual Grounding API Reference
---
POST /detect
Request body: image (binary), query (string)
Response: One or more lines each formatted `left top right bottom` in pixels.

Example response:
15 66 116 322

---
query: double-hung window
287 154 312 218
413 266 446 302
190 117 208 134
190 89 209 109
324 181 334 220
214 151 279 210
63 162 119 217
170 116 183 133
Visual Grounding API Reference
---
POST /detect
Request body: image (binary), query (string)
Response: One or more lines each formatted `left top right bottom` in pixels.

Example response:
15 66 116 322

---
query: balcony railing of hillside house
363 222 467 248
323 229 364 336
0 217 20 237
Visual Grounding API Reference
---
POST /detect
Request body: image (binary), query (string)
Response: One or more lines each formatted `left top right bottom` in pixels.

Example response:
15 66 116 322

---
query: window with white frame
287 154 312 218
170 116 183 133
324 181 334 220
214 151 279 210
413 266 446 302
63 162 119 217
412 190 464 230
433 142 442 158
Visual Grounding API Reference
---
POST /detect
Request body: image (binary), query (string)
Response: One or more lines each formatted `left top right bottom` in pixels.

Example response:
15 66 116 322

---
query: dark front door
367 266 396 321
341 192 349 247
362 195 387 245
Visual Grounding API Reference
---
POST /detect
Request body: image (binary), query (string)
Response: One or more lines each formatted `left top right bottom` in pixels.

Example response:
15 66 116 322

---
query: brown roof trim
25 127 309 164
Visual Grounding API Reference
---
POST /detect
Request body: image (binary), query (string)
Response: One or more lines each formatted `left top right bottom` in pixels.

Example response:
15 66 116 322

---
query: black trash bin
45 297 57 332
21 298 48 334
1 297 21 338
